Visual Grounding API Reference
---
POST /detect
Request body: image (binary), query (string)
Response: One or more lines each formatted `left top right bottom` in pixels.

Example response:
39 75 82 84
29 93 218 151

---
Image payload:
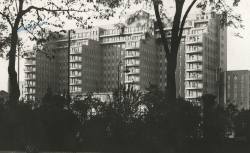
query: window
234 75 238 83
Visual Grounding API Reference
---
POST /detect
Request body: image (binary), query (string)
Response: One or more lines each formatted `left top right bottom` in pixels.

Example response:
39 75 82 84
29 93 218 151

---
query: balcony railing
155 22 192 31
24 83 36 87
100 27 144 36
125 44 140 50
125 53 140 58
186 57 203 62
24 61 36 65
186 38 203 45
25 54 36 59
100 29 122 36
186 84 203 89
70 74 82 77
185 76 203 80
186 66 203 71
185 94 202 98
70 80 82 85
70 58 82 62
100 37 127 44
70 50 82 54
25 76 36 80
127 61 140 66
125 78 140 83
186 49 202 54
24 68 36 72
128 69 140 74
70 65 82 69
24 91 36 94
71 89 82 93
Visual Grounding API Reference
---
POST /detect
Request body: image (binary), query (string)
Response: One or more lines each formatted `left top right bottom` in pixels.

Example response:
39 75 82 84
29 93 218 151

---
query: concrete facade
220 70 250 110
155 11 227 101
24 11 227 101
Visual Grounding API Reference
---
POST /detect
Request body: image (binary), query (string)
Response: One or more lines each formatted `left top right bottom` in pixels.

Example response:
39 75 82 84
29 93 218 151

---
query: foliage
2 85 250 152
0 0 121 107
234 108 250 140
140 84 202 152
213 104 239 140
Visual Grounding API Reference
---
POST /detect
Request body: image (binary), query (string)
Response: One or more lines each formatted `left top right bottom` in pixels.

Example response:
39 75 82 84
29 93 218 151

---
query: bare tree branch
21 5 92 16
178 0 197 43
153 1 170 56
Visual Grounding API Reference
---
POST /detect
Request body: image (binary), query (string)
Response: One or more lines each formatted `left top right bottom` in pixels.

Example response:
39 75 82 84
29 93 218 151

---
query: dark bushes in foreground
0 85 248 152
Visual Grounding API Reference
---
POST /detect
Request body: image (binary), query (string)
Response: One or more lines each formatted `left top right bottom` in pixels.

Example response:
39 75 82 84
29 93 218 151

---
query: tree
140 84 202 152
213 104 238 148
40 87 79 151
0 0 117 108
111 0 243 101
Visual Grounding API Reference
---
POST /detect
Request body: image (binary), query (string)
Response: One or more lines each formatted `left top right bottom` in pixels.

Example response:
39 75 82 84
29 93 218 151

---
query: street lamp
117 58 130 101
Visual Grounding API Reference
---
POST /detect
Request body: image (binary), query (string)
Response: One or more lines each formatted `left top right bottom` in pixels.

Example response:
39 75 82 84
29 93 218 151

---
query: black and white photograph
0 0 249 152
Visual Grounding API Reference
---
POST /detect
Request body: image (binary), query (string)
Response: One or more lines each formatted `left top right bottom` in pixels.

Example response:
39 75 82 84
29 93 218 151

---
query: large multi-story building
24 11 160 100
220 70 250 110
155 10 227 101
24 10 227 101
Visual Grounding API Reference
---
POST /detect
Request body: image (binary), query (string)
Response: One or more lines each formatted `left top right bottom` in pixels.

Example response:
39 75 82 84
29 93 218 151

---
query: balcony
24 83 36 87
100 30 122 37
128 69 140 74
24 91 36 94
25 76 36 80
194 18 209 23
186 66 203 72
186 57 203 63
185 76 203 81
127 61 140 67
70 80 82 85
25 54 36 59
24 68 36 72
70 74 82 78
125 53 140 59
125 78 140 84
71 89 82 93
125 45 140 50
100 37 126 44
70 50 82 55
185 94 202 99
186 49 202 54
186 39 203 45
70 66 82 70
186 84 203 90
100 28 144 37
24 61 36 65
70 58 82 63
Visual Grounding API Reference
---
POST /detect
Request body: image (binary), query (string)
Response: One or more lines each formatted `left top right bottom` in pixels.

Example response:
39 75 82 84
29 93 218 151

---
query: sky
0 0 250 91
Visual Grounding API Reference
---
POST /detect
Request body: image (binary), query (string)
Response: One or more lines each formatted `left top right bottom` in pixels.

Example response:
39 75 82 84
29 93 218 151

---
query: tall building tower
185 11 227 101
99 11 158 92
24 11 159 99
155 11 227 100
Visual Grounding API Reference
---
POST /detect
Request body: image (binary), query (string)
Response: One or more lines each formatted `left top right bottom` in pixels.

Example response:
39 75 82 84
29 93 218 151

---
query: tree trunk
166 53 177 101
8 30 20 108
166 0 185 102
154 0 185 102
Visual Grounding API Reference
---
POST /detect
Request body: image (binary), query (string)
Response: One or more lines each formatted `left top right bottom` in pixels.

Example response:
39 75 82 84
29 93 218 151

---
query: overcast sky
0 0 250 91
